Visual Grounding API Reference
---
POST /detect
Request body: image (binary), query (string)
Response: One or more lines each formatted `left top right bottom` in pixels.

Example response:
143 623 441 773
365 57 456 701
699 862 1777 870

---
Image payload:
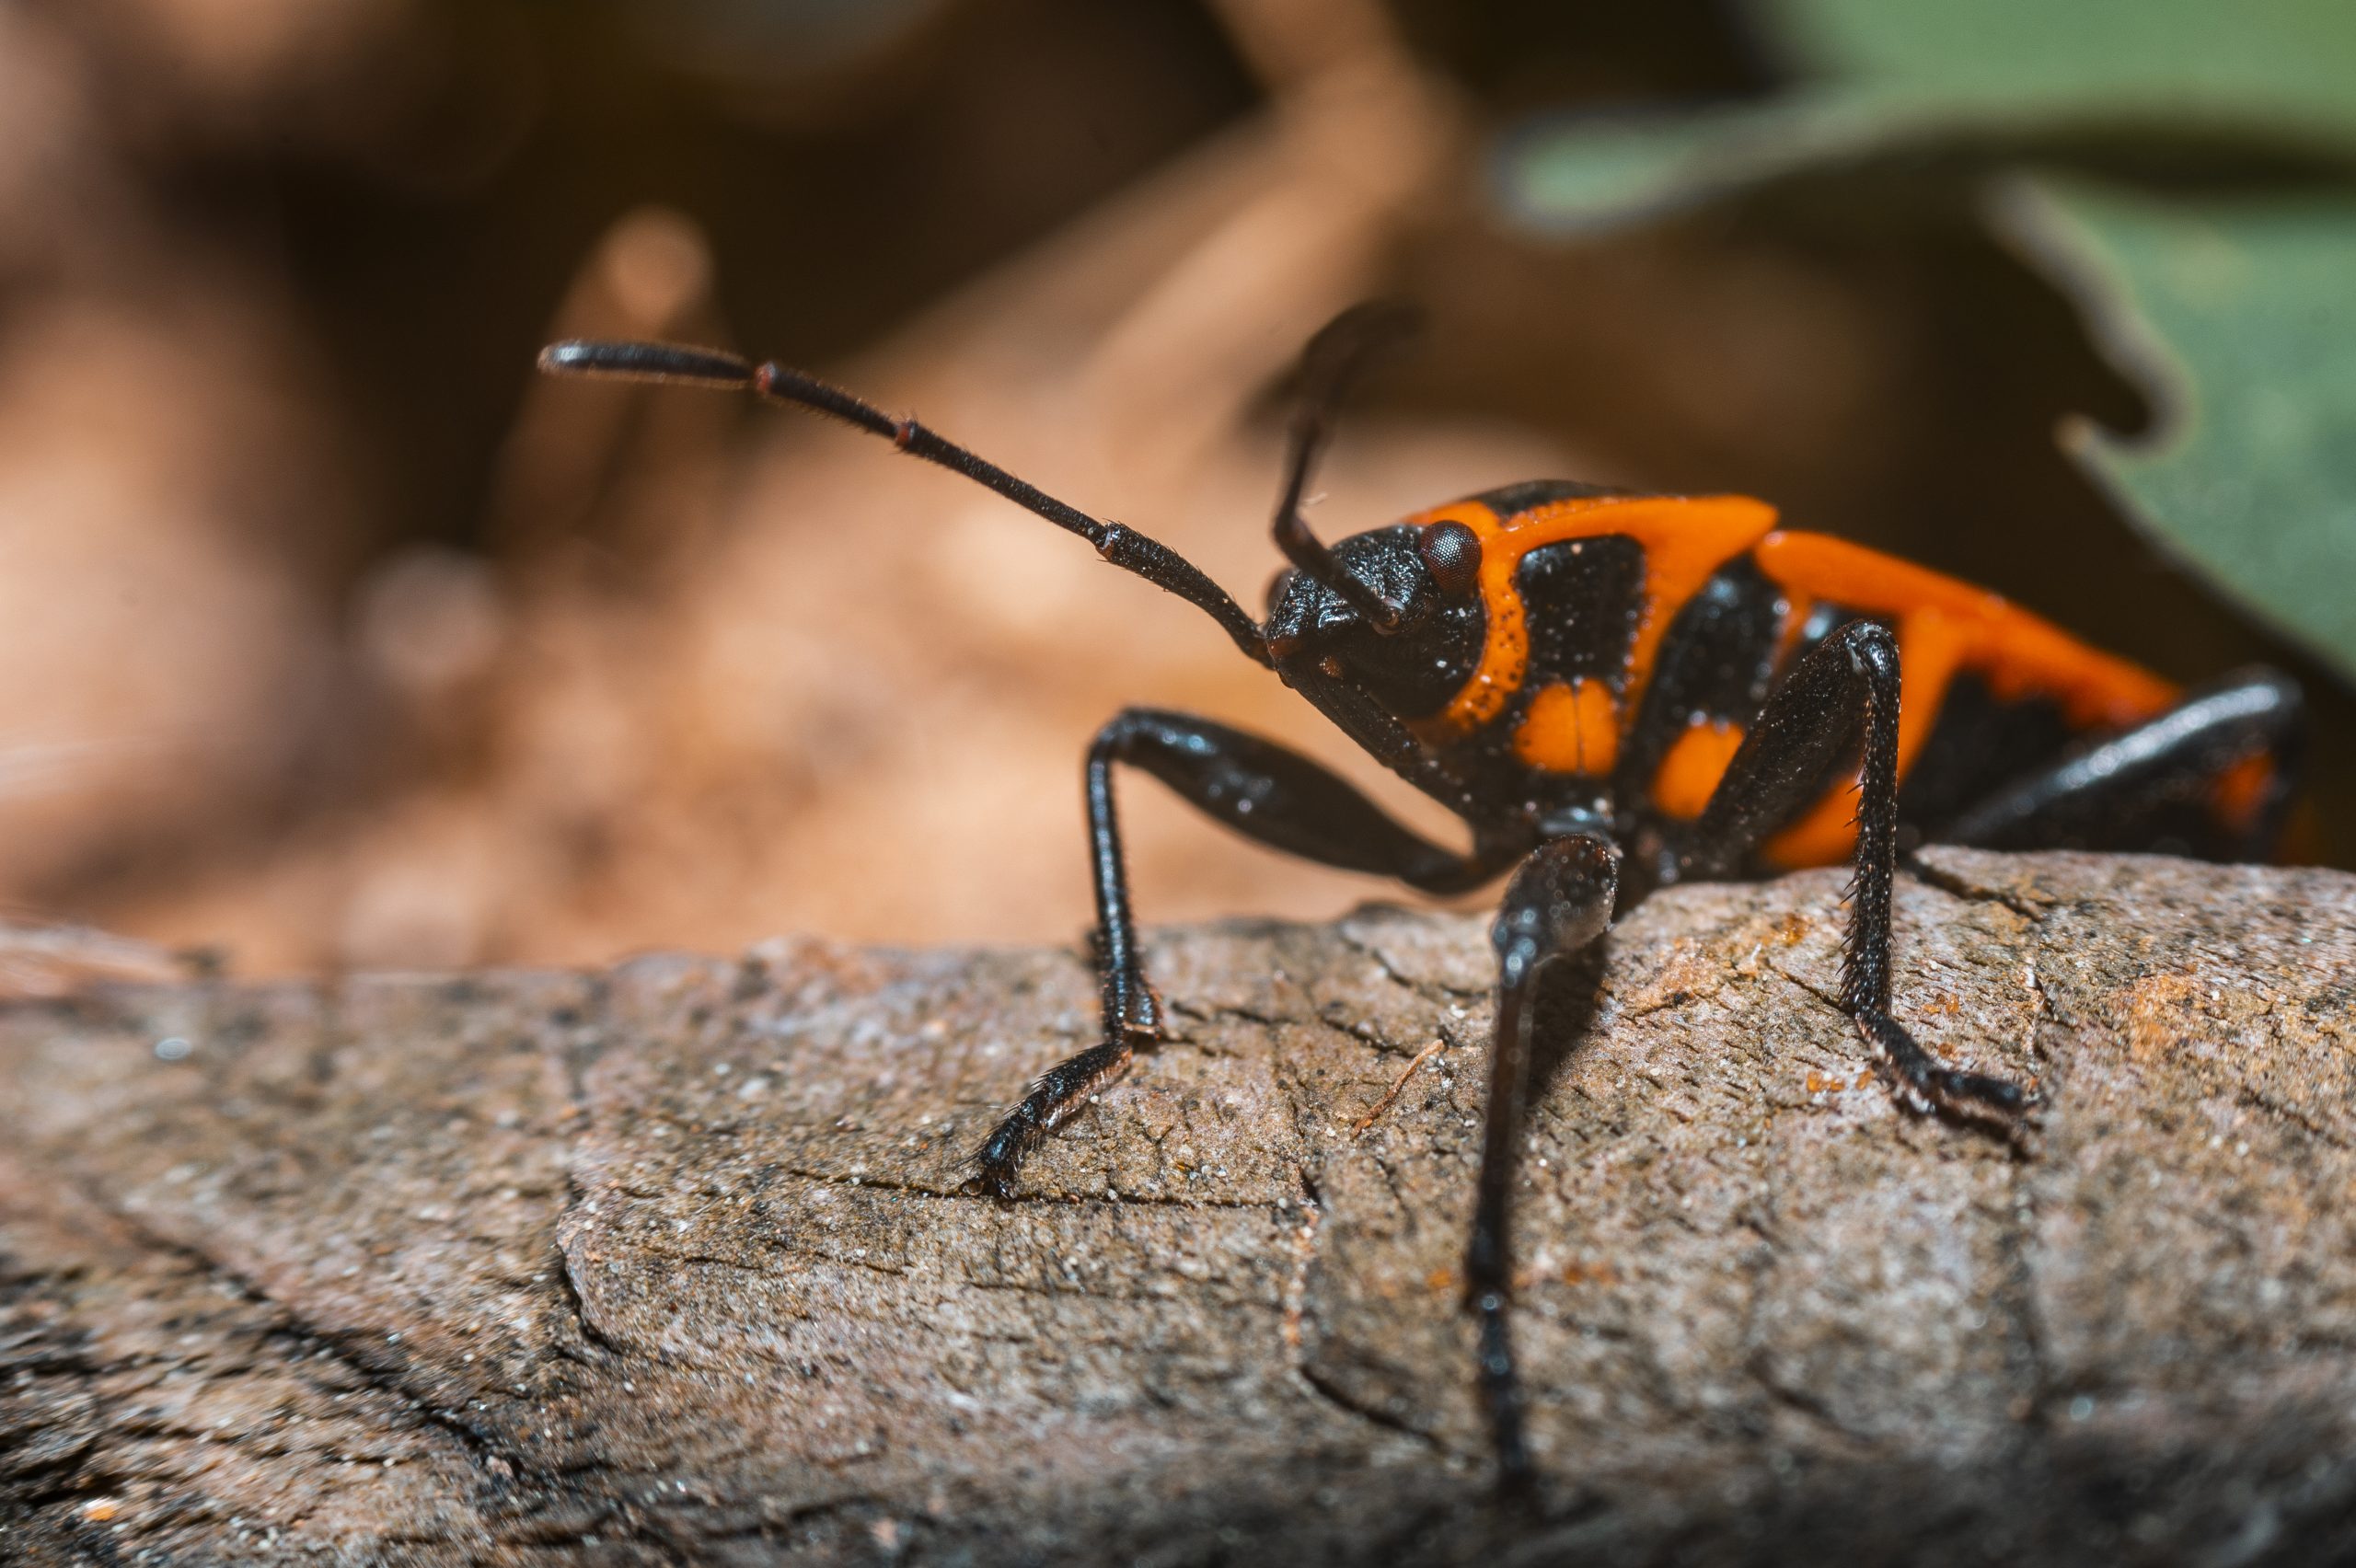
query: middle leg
1680 619 2029 1127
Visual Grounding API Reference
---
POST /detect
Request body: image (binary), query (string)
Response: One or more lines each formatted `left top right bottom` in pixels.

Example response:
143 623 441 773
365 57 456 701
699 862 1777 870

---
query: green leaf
1509 0 2356 226
1778 0 2356 124
1498 1 2356 683
2007 180 2356 682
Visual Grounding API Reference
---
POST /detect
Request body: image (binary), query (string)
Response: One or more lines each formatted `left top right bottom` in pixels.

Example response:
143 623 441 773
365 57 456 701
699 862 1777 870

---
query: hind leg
1942 668 2304 859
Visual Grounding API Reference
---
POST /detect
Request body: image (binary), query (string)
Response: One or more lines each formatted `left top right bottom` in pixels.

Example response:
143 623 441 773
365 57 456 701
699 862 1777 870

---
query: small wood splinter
1354 1038 1449 1135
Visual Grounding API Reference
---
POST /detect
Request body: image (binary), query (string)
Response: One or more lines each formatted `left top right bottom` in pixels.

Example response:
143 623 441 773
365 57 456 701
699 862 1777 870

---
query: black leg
1941 668 2304 859
1466 833 1620 1495
1680 621 2030 1128
972 709 1512 1196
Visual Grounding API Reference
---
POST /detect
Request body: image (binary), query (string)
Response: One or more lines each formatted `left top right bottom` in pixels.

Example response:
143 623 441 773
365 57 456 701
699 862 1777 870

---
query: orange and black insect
538 306 2304 1494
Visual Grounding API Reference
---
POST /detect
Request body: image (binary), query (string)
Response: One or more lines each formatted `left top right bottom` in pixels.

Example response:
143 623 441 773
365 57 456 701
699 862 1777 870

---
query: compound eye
1417 520 1483 603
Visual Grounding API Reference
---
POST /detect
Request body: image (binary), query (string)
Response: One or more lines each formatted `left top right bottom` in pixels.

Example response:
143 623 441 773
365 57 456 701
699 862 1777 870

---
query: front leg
972 709 1509 1196
1681 620 2029 1128
1465 833 1620 1495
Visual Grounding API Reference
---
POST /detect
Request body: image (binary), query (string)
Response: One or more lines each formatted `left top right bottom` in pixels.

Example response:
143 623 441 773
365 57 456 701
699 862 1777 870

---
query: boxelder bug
539 305 2304 1493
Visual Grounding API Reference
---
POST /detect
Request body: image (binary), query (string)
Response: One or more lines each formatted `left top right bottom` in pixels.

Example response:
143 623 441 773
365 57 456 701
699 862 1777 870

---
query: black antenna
1268 302 1424 634
538 340 1271 665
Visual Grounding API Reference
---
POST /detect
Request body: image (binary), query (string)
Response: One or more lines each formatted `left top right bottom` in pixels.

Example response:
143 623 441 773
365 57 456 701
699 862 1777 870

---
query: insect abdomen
1745 530 2192 865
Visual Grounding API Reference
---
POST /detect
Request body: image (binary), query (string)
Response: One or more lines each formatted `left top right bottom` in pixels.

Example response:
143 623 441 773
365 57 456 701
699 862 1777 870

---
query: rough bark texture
3 847 2353 1566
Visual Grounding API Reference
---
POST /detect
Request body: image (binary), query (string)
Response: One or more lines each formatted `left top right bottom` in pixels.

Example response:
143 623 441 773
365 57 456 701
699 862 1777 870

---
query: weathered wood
3 848 2354 1565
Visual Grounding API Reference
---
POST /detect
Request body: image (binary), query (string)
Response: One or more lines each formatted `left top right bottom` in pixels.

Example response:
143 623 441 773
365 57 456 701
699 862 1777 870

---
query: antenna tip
535 340 754 386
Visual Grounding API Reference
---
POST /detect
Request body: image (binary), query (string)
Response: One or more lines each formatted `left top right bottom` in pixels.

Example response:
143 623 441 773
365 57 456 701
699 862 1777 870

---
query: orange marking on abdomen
1651 718 1747 819
1415 494 1780 741
1516 678 1621 775
2212 753 2274 834
1754 532 2176 726
1750 531 2180 867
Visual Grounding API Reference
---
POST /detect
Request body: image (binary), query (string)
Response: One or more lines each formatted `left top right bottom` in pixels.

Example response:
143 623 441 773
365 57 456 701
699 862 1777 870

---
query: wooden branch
4 848 2353 1564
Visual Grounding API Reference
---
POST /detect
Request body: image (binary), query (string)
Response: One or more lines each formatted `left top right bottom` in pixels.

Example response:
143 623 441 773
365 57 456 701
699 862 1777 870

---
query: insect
538 306 2304 1493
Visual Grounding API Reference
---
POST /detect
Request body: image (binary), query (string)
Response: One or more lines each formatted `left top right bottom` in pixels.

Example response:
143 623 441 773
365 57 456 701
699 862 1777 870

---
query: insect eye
1417 520 1483 603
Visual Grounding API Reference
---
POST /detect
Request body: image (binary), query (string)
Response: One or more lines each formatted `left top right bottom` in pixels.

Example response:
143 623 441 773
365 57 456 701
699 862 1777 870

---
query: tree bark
3 848 2354 1565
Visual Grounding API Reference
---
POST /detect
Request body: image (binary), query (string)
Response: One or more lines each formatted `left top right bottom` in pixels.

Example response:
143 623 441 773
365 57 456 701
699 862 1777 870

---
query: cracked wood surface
3 848 2354 1565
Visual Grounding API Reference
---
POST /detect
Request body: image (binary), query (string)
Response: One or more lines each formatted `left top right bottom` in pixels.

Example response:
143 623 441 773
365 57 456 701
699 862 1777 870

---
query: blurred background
1 0 2350 981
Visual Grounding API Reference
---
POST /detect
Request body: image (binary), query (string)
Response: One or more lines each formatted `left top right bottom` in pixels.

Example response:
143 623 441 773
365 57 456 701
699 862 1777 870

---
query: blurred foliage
2018 185 2356 685
1514 0 2356 222
1513 0 2356 685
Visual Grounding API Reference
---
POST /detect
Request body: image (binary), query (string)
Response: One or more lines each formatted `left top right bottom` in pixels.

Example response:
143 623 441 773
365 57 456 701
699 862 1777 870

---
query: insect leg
1680 621 2029 1129
1940 668 2304 859
971 709 1511 1196
1467 833 1620 1495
